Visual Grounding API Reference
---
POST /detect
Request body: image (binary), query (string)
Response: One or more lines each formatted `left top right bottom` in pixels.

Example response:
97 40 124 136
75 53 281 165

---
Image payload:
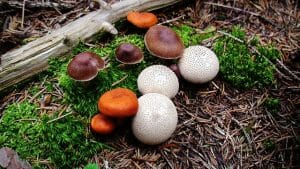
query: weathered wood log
0 0 75 9
0 0 181 92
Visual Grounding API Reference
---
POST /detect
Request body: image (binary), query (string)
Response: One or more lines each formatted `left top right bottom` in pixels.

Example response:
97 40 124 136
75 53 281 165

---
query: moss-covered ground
0 24 285 168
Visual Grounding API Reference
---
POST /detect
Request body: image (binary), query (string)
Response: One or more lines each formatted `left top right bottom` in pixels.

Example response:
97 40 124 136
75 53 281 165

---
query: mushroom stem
73 78 94 87
169 64 181 78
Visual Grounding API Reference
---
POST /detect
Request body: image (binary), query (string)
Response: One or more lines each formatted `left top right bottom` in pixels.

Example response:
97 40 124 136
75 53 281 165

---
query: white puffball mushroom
132 93 178 145
178 45 219 84
137 65 179 98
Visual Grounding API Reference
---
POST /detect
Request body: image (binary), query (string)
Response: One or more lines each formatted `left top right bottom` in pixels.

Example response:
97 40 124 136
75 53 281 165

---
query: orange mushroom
90 113 116 134
127 11 158 29
98 88 138 118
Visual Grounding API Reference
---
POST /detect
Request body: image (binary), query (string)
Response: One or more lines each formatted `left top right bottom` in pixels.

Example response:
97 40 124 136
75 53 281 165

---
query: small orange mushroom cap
127 11 158 29
98 88 138 118
91 113 116 135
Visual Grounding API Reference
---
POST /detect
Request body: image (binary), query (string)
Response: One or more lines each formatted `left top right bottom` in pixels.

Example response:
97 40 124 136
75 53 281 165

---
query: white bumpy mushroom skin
132 93 178 145
137 65 179 98
178 46 219 84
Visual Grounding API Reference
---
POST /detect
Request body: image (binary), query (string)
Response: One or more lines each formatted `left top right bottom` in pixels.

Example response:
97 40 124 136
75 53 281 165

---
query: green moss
0 101 107 168
83 163 99 169
257 44 281 62
263 97 280 114
213 26 281 89
263 139 276 152
28 85 40 96
172 25 215 47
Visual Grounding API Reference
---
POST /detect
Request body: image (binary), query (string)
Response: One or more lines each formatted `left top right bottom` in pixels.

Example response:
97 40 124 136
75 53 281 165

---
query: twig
58 106 68 117
232 117 252 147
29 88 46 103
112 74 128 86
217 30 243 43
47 111 73 124
204 2 276 27
160 150 174 169
185 145 217 169
131 160 142 169
204 2 260 16
250 47 294 81
15 118 39 122
158 15 185 25
266 110 280 133
21 0 26 29
0 9 14 14
276 59 300 81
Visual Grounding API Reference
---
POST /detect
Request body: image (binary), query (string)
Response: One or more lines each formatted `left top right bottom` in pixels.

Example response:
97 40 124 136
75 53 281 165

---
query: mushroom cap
137 65 179 98
115 43 144 64
178 45 219 84
67 52 105 81
98 88 138 118
127 11 158 29
144 25 184 59
132 93 178 145
90 113 116 135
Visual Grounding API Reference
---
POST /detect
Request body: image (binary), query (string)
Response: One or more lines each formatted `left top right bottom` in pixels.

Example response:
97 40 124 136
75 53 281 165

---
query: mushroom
178 45 219 84
90 113 116 135
144 25 184 59
132 93 178 145
98 88 138 118
67 52 105 82
127 11 158 29
115 43 144 64
169 64 181 78
137 65 179 98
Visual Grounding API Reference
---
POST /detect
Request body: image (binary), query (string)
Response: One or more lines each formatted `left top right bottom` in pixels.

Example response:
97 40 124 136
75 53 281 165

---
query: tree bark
0 0 181 92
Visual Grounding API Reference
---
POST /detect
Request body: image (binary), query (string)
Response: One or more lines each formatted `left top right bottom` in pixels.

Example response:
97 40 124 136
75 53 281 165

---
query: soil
0 0 300 168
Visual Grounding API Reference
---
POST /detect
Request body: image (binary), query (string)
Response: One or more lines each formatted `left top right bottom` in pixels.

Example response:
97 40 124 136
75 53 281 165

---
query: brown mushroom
67 52 105 82
144 25 184 59
115 43 144 64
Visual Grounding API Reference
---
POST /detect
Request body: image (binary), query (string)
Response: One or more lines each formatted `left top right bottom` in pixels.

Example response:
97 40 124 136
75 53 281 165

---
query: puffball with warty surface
137 65 179 98
132 93 178 145
178 45 219 83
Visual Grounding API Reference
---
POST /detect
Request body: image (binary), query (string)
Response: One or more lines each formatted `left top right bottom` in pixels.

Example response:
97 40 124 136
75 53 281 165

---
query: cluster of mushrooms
66 11 220 145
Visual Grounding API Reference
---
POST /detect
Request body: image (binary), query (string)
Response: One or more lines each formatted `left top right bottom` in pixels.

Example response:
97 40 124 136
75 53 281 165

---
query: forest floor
0 0 299 169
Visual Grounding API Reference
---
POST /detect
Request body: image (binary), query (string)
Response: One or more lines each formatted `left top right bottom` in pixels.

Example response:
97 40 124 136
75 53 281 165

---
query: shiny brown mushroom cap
67 52 105 81
115 43 144 64
144 25 184 59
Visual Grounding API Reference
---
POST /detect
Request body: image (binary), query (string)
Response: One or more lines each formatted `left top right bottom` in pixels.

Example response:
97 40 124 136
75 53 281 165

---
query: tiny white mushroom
137 65 179 98
132 93 178 145
178 45 220 84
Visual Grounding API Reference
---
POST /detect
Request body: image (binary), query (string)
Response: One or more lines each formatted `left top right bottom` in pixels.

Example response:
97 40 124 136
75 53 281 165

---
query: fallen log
0 0 181 93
